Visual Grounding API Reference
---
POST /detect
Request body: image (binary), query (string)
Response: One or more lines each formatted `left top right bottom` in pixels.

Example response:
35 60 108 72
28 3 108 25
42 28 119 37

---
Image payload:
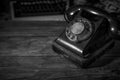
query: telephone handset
52 6 120 68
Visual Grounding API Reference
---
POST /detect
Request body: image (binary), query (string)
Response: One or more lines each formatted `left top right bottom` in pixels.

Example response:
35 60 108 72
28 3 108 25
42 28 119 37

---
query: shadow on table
88 40 120 68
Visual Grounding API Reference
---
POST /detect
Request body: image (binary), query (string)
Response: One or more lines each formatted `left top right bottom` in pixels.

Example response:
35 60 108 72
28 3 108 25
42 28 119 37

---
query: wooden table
0 21 120 80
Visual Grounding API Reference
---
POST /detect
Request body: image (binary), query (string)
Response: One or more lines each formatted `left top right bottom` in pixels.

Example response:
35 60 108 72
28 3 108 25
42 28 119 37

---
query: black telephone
52 6 120 68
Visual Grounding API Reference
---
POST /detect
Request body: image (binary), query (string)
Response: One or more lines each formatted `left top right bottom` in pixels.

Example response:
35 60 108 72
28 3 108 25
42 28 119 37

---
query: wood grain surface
0 21 120 80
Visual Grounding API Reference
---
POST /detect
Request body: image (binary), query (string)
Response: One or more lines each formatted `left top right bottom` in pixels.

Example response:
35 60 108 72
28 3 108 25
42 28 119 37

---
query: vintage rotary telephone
52 5 120 68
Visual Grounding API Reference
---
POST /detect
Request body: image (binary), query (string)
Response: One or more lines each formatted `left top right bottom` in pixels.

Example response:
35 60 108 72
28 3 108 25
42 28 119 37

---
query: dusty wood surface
0 21 120 80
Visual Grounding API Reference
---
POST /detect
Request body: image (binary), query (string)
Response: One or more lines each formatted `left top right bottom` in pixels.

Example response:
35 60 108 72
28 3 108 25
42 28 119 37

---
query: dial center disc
71 22 85 34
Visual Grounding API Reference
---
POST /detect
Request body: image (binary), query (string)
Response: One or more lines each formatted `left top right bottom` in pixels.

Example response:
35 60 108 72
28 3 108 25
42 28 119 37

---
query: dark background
0 0 120 20
0 0 120 21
